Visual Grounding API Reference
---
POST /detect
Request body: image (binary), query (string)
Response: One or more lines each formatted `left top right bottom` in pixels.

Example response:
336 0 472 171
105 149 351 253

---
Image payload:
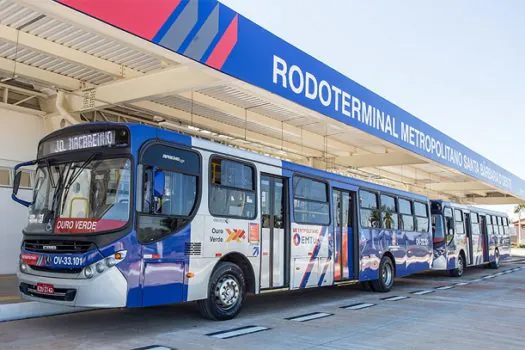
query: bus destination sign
40 130 116 157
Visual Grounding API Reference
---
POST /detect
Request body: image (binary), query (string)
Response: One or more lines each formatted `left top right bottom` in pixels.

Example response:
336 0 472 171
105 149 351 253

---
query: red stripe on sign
206 15 238 70
58 0 181 40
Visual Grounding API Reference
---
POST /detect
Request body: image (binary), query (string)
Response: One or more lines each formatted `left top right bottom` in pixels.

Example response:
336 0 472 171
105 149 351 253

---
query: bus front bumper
17 266 128 308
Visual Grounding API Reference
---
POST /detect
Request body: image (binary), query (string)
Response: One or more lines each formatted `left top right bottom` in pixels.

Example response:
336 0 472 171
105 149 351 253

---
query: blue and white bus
431 200 511 276
13 123 433 320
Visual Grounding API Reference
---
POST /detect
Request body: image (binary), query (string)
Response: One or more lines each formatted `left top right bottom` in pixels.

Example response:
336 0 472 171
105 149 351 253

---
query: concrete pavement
0 257 524 350
0 274 20 304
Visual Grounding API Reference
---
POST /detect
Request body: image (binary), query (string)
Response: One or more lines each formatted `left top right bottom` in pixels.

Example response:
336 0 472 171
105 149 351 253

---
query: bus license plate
36 283 55 295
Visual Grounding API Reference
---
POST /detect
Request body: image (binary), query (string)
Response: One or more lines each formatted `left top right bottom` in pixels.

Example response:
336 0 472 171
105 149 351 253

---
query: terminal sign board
56 0 525 200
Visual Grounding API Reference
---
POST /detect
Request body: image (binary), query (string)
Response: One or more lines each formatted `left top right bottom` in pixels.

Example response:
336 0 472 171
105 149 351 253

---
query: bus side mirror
13 171 22 196
11 160 36 207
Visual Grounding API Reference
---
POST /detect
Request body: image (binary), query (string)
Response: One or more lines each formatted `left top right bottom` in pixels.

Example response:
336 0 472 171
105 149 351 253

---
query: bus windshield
25 157 131 234
432 214 445 243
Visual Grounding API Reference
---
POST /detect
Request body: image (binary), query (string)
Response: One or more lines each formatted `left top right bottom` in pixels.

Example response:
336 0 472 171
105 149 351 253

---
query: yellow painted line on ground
0 296 20 302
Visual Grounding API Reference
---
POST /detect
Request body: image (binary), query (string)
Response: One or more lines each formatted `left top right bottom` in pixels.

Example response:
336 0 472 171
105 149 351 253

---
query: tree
514 204 525 245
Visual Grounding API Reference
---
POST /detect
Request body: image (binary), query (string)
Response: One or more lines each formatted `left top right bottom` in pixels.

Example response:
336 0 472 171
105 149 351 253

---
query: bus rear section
13 123 434 320
430 201 511 276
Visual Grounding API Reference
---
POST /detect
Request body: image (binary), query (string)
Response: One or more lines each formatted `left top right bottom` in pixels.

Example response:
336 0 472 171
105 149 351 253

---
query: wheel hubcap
214 275 240 310
383 263 393 287
458 257 464 273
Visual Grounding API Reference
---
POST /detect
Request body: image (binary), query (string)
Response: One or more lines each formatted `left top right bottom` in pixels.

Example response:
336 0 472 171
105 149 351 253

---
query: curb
0 301 89 322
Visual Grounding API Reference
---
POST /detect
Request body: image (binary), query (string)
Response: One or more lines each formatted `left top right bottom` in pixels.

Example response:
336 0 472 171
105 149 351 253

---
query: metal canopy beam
425 181 492 192
66 66 221 111
0 56 83 90
182 91 357 156
465 197 523 205
131 100 324 158
335 152 426 168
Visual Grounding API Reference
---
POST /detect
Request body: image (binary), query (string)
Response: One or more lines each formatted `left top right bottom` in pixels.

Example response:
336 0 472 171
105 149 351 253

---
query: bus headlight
84 266 94 279
82 250 127 279
105 257 116 267
96 262 105 273
20 262 28 273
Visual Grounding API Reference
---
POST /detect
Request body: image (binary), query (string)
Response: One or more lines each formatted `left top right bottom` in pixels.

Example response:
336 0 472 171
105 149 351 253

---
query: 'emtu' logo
293 233 301 246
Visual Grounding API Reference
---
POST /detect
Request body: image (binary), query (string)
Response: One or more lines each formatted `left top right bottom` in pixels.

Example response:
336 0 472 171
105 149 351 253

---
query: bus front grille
23 240 94 254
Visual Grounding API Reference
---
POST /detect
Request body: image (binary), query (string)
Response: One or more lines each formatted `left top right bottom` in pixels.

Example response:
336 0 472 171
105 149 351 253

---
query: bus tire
370 256 395 293
449 253 465 277
360 281 373 292
197 262 246 321
489 249 500 269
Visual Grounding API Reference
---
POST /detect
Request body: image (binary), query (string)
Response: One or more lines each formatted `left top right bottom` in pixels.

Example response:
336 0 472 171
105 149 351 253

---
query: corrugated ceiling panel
0 0 164 73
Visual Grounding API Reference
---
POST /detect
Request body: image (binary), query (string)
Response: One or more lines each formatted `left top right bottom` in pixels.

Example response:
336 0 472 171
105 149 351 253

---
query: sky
220 0 524 218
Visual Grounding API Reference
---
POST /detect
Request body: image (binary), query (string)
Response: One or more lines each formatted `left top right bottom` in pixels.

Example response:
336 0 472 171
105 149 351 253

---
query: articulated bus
13 123 434 320
431 200 511 277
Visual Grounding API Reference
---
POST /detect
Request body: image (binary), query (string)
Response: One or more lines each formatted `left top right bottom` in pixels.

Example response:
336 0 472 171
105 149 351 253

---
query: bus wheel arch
216 252 256 294
450 250 466 277
489 248 500 269
382 252 396 277
370 253 395 293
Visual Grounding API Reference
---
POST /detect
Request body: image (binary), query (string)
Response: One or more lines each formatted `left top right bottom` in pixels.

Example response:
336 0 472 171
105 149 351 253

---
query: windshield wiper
45 159 56 188
59 153 99 214
43 163 68 226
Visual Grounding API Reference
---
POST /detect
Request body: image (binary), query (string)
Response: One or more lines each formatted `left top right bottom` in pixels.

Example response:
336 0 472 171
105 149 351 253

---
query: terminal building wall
0 107 45 274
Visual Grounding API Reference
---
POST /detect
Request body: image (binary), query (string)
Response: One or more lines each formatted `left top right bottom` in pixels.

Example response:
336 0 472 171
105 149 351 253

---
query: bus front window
26 157 131 234
432 215 445 243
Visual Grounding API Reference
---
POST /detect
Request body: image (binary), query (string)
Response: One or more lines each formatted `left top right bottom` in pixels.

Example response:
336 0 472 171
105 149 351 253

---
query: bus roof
431 200 508 217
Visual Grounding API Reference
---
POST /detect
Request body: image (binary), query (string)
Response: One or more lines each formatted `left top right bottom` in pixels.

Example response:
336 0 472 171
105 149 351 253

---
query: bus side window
138 144 201 243
492 216 500 235
486 215 493 235
209 157 256 220
359 190 380 228
414 201 429 233
497 217 504 236
444 207 454 237
454 209 464 234
399 198 414 231
293 176 330 225
380 194 398 230
470 213 480 235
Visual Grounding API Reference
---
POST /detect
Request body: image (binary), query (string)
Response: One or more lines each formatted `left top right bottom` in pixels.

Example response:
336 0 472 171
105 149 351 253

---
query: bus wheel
197 262 245 321
449 254 465 277
360 281 373 292
370 256 394 292
489 249 500 269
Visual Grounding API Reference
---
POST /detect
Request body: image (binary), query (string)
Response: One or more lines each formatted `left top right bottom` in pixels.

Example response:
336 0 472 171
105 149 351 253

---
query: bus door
469 212 483 265
332 189 356 281
464 213 474 265
138 144 201 306
480 215 490 262
260 174 289 289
